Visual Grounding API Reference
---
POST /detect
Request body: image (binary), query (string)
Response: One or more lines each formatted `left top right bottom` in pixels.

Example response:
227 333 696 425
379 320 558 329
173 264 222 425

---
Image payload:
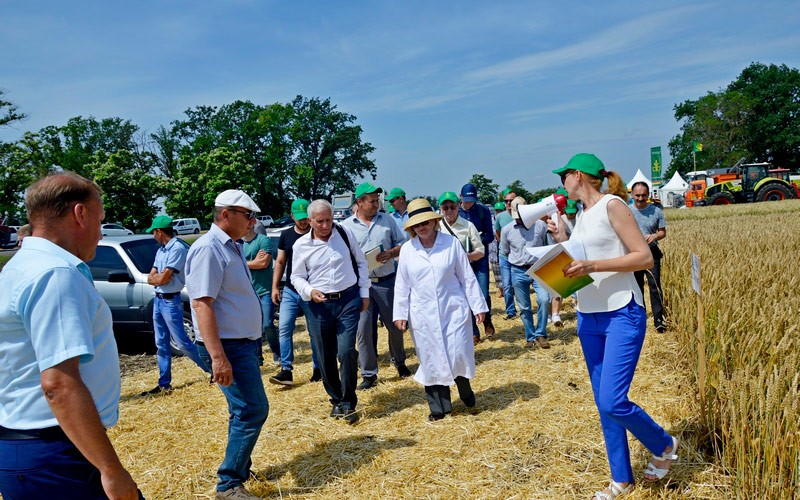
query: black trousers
634 256 664 329
424 377 474 416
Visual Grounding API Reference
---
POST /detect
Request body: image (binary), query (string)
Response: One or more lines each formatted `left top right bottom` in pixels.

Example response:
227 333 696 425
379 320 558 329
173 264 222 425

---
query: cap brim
293 211 308 220
552 166 570 175
461 196 477 203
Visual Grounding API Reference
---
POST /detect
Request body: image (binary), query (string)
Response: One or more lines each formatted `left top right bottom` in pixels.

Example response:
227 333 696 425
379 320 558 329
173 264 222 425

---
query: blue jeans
153 295 209 387
278 287 320 371
0 435 145 499
258 294 280 364
499 255 517 316
304 285 360 411
470 263 492 337
577 297 671 483
197 339 269 492
510 264 550 340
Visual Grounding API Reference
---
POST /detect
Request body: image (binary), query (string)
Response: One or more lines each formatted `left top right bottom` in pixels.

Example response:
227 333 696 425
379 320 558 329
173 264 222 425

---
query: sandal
592 481 632 499
644 435 679 482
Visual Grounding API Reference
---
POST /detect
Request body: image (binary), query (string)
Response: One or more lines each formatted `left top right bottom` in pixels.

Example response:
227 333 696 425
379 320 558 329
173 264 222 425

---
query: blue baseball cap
460 183 478 203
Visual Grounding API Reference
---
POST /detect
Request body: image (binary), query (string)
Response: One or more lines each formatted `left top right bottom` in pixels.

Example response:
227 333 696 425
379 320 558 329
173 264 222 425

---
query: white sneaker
216 485 261 499
551 314 563 327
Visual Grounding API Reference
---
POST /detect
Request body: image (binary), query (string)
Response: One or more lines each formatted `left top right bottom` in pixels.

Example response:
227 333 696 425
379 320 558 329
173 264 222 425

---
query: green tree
150 125 180 178
467 174 499 205
504 180 534 203
165 148 256 225
0 90 26 128
0 93 33 220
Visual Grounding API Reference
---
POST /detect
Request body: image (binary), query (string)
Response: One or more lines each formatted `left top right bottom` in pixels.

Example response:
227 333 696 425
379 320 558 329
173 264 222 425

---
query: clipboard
364 245 384 272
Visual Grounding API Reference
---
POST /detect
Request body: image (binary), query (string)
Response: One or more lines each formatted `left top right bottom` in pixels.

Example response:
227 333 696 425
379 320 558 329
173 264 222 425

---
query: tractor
702 163 799 205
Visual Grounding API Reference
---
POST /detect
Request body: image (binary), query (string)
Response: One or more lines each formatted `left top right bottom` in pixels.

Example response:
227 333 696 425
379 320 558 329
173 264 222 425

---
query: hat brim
461 196 477 203
552 166 570 175
404 211 442 231
292 211 308 220
145 225 170 233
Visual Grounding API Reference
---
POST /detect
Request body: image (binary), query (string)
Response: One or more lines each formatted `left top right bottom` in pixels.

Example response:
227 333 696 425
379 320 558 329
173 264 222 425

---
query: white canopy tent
627 169 652 192
659 171 689 207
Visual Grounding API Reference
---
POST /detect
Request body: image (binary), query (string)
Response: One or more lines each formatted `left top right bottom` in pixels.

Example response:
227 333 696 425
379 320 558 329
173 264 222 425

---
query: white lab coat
393 232 489 386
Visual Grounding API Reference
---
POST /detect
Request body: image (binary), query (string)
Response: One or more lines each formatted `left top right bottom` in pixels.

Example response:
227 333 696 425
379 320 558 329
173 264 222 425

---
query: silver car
101 223 134 237
87 235 193 353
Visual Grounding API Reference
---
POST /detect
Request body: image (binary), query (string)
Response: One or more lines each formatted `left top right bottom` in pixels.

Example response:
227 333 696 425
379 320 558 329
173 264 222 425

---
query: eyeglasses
412 219 433 229
227 208 256 219
503 198 514 203
560 170 577 185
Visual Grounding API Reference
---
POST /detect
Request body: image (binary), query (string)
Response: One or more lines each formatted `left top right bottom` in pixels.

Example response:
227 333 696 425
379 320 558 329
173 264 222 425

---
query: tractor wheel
707 192 735 205
755 183 794 202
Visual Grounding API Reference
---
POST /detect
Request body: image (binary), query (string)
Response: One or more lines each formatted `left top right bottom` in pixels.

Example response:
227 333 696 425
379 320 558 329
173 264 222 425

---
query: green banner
650 147 663 186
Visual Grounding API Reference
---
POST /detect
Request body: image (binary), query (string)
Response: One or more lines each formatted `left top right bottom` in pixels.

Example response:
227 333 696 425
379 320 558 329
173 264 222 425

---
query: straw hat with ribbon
403 198 443 236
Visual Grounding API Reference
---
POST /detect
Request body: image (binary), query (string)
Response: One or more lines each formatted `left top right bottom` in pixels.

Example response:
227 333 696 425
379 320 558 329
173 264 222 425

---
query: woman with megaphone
548 154 678 500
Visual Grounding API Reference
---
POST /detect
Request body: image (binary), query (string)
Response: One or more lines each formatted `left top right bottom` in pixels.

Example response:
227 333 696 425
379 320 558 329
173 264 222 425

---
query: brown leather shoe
535 337 551 349
473 335 481 346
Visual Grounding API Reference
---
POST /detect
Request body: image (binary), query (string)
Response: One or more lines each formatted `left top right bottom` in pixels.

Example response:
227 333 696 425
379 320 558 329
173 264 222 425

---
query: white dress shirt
290 225 371 301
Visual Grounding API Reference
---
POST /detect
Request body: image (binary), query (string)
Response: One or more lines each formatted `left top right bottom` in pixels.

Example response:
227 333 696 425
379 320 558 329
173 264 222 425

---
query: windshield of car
121 239 160 273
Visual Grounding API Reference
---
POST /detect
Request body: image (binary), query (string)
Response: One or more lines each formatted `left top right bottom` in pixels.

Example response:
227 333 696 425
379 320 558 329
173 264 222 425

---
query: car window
121 239 160 274
175 220 184 226
87 246 128 280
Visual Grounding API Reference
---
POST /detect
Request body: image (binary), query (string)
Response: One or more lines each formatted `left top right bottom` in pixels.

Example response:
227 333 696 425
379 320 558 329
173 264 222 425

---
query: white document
524 239 586 263
364 246 383 272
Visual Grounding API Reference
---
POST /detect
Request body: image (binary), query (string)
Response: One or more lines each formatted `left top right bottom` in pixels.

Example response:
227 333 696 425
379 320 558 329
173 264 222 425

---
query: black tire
707 192 735 205
755 183 794 202
169 310 196 356
193 228 200 234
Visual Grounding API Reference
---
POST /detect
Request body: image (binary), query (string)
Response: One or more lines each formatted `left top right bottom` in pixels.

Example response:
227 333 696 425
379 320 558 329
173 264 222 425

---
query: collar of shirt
18 236 93 284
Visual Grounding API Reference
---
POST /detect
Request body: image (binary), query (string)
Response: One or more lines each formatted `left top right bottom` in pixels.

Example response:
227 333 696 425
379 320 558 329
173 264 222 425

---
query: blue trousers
257 293 280 364
577 297 672 483
304 285 361 412
0 436 145 499
470 263 492 337
510 264 550 340
153 295 209 387
197 339 269 492
499 254 517 316
278 287 320 371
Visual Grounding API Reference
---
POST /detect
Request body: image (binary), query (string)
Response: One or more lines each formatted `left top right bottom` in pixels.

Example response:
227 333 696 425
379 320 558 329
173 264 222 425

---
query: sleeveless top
570 194 643 313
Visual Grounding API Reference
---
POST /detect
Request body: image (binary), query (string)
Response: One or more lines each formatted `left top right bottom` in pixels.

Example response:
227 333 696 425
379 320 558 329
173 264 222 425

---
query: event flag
693 141 703 153
650 146 663 187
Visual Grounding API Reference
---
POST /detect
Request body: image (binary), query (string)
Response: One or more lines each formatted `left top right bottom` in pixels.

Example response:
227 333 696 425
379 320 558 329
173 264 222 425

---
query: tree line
0 95 376 230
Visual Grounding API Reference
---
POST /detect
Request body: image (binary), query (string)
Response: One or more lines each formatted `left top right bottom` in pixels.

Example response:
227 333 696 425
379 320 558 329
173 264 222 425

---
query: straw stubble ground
111 295 729 499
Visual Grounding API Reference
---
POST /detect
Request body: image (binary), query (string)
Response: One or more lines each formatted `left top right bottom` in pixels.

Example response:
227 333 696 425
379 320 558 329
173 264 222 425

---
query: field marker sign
691 253 701 295
692 253 706 422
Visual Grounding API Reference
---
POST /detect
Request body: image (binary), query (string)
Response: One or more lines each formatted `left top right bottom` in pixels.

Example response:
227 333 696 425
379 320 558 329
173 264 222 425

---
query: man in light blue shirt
0 172 141 500
141 215 209 396
387 187 409 228
341 182 410 388
185 189 268 500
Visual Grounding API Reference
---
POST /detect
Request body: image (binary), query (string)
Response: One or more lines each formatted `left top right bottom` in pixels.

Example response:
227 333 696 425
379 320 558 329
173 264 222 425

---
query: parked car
101 223 134 237
273 215 295 228
333 208 352 222
256 215 274 227
1 226 17 248
86 235 193 353
172 217 201 235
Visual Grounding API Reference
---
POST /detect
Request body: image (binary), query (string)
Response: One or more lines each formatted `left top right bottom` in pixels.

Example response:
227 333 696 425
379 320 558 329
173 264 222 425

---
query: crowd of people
0 152 673 500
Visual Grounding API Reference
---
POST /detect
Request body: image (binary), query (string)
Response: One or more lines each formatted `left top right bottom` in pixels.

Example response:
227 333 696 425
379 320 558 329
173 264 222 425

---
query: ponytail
604 170 628 202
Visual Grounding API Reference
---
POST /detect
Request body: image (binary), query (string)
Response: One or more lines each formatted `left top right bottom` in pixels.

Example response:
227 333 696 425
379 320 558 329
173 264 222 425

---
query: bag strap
334 223 360 282
441 218 467 252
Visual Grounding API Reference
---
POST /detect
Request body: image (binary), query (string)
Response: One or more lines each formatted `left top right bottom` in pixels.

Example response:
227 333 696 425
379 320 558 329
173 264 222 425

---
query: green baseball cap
355 182 382 199
291 198 310 220
556 187 569 197
494 201 505 210
387 187 406 201
438 191 459 206
565 200 578 214
388 205 396 213
552 153 606 177
502 188 512 196
145 215 173 233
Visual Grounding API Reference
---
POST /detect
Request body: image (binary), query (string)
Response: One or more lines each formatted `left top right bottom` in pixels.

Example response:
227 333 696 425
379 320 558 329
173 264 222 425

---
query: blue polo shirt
340 211 406 278
0 237 120 429
153 236 188 294
391 210 408 229
185 224 262 341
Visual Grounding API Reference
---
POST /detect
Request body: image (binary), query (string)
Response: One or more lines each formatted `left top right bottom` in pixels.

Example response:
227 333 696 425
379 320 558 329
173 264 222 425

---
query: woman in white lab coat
393 198 489 421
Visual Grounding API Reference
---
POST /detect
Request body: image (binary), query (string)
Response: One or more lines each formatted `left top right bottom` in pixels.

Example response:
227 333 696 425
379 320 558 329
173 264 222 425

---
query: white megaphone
517 193 568 229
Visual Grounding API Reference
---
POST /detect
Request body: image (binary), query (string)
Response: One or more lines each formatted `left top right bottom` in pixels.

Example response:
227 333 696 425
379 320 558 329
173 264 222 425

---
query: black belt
156 292 178 299
323 284 358 300
195 338 255 347
370 273 395 284
512 263 532 270
0 425 69 441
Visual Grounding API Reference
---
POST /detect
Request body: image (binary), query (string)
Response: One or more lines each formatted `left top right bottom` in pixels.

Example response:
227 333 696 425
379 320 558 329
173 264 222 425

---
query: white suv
256 215 273 227
172 218 201 235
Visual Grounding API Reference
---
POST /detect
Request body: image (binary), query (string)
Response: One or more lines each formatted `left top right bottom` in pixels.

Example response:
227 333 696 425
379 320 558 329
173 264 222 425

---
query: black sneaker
330 404 345 418
269 369 293 386
505 314 517 320
140 385 172 396
357 375 377 390
396 364 412 378
309 368 322 382
428 412 445 421
344 409 360 424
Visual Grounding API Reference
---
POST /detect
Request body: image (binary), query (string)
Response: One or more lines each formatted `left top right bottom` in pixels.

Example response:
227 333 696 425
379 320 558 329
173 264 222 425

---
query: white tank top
570 194 643 313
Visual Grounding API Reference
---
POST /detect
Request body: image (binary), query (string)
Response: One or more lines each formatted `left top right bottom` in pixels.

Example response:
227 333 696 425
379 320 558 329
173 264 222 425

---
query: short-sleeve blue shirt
0 237 120 429
185 224 262 341
631 204 667 248
153 236 188 294
340 211 406 278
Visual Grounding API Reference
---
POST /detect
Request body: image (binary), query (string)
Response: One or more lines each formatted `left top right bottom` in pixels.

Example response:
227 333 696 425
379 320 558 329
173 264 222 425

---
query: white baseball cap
214 189 261 212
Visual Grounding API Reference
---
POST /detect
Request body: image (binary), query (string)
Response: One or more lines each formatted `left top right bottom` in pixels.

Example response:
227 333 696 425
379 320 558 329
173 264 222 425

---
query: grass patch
0 255 11 271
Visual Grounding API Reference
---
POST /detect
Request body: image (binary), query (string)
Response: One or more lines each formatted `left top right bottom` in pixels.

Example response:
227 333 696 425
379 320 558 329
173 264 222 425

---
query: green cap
387 187 406 201
502 188 512 196
438 191 459 206
146 215 173 233
291 198 310 220
553 153 606 177
556 187 569 197
388 205 396 213
355 182 382 199
565 200 578 214
494 201 505 211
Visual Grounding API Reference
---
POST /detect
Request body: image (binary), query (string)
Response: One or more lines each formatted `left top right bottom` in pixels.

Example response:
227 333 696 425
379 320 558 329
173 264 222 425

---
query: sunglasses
503 198 514 203
412 219 433 229
560 170 577 185
228 208 256 219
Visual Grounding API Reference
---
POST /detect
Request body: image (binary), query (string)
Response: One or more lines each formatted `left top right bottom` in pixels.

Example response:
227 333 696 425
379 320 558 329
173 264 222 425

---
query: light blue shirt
500 220 548 267
0 237 120 430
391 210 408 229
341 212 406 278
185 224 262 341
153 236 187 294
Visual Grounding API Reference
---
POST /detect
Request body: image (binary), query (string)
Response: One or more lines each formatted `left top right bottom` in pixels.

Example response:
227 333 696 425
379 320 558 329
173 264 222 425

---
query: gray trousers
357 275 406 377
425 377 474 415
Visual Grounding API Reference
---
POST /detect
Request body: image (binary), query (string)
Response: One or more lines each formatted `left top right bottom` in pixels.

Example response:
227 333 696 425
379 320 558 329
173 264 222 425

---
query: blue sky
2 1 799 198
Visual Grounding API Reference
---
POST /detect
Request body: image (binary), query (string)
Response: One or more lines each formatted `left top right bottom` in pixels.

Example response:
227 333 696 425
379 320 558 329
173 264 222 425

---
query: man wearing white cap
185 189 269 500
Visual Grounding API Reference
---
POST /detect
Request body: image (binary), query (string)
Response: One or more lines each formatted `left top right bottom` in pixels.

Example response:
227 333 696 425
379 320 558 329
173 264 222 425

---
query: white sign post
692 253 706 422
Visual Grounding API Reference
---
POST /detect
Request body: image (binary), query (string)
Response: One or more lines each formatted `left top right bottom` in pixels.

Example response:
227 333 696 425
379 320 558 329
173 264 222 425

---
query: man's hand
394 320 408 331
475 312 486 324
101 467 139 500
376 250 392 264
361 298 370 313
311 289 327 303
211 355 234 386
248 250 269 269
271 288 281 306
644 234 657 245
